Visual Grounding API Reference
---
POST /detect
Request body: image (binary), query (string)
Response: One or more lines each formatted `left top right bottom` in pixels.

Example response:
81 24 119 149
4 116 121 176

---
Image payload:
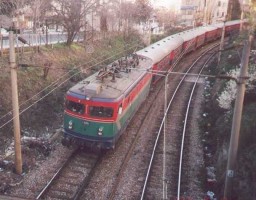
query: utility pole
163 74 168 200
217 19 226 67
223 34 253 199
9 31 23 175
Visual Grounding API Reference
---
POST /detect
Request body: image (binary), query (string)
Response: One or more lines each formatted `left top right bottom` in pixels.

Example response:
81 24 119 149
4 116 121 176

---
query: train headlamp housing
98 127 104 136
68 120 73 129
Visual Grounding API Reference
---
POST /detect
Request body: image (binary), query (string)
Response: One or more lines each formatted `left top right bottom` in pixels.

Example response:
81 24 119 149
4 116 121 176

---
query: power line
0 40 140 122
0 35 222 129
0 43 139 130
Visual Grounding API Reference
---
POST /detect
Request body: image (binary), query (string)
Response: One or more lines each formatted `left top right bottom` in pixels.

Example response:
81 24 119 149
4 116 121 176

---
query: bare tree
227 0 241 20
154 8 177 28
95 0 120 34
27 0 52 33
133 0 152 24
0 0 51 31
0 0 31 30
119 1 136 37
0 0 16 16
51 0 97 46
99 2 108 33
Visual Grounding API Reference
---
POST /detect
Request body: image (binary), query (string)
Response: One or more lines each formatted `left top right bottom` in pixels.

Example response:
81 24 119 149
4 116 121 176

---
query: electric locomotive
62 54 153 149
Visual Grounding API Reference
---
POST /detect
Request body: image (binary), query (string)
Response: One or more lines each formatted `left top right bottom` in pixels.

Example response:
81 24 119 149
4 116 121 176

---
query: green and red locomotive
62 55 153 149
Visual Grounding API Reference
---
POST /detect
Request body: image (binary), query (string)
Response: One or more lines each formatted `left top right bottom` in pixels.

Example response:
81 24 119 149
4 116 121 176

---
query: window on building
187 10 193 15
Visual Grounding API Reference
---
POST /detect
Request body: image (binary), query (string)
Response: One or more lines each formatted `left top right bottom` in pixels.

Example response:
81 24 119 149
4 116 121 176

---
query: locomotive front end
63 95 118 149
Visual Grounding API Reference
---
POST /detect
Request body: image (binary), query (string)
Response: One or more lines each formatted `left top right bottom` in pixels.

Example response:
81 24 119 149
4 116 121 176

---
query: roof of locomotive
67 55 153 102
136 35 183 63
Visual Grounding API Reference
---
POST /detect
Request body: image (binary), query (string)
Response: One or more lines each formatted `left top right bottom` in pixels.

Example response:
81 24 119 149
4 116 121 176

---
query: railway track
99 43 216 200
35 149 102 200
140 44 218 200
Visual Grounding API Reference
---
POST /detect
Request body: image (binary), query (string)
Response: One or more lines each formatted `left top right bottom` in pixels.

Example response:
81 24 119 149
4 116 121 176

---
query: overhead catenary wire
0 33 232 129
0 40 141 122
0 43 140 130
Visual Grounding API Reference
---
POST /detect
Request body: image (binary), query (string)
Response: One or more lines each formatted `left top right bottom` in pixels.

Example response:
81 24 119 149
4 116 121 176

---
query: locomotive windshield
66 100 85 114
89 106 113 118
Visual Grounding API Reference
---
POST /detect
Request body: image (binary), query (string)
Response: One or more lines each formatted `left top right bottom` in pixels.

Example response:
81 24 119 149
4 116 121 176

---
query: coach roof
136 35 183 64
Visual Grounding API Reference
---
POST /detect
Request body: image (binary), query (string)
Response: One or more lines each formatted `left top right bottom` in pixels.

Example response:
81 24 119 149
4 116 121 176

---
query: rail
140 43 219 200
177 53 216 199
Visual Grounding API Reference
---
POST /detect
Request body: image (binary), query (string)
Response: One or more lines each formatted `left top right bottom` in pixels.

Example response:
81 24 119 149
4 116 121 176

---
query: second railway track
141 43 218 200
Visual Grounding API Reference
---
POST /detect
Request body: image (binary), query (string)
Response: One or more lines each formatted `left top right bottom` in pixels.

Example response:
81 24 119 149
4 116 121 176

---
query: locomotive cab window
66 100 85 114
89 106 114 118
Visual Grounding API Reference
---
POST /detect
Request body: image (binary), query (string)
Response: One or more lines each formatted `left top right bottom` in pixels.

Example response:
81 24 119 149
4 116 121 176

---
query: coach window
89 106 114 118
66 100 85 114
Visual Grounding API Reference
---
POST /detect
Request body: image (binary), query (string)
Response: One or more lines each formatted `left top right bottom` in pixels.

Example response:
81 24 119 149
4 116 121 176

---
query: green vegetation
200 33 256 199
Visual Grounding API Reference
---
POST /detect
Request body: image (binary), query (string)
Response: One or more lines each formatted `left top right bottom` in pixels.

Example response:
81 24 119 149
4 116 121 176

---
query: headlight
68 120 73 129
98 127 104 136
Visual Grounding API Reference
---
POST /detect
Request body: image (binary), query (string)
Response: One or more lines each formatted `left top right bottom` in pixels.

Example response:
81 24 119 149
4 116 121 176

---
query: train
62 19 245 149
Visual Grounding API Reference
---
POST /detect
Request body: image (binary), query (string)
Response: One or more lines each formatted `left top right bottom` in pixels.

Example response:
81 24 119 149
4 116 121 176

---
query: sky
151 0 181 10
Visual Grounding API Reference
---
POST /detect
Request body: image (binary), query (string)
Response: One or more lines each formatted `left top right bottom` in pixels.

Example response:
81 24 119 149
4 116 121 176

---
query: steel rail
140 43 219 200
177 53 216 199
36 148 101 200
36 148 79 199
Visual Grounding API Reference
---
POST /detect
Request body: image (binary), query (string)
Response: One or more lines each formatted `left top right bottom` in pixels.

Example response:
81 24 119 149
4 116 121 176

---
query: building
179 0 231 26
180 0 205 27
210 0 229 23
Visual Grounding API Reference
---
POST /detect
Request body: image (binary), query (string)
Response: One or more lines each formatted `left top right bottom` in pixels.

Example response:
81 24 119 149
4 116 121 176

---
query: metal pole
9 31 23 175
163 75 168 200
223 35 253 199
217 20 226 67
